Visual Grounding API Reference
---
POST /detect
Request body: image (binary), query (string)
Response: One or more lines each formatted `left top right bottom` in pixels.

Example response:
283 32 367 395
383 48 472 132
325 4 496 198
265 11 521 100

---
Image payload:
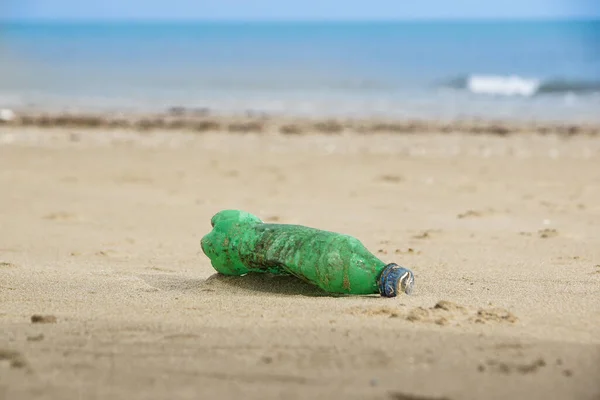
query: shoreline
1 108 599 136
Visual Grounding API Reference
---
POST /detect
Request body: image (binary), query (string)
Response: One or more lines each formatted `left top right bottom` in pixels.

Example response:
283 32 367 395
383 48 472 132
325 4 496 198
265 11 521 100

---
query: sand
1 126 599 400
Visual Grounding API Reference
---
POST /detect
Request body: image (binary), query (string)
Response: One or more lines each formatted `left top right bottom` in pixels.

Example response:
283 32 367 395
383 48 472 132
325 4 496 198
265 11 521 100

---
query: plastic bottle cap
378 263 415 297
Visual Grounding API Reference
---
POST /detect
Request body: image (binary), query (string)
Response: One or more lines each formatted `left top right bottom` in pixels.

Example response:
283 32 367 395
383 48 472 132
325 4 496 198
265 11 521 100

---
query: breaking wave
445 75 600 97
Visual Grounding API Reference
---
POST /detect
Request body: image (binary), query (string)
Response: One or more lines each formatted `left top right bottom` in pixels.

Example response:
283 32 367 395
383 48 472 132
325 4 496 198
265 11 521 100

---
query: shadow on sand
139 272 380 298
202 273 335 297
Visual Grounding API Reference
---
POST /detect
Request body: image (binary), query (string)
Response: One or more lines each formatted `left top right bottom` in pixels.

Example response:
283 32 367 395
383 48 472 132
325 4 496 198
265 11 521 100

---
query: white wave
466 75 541 97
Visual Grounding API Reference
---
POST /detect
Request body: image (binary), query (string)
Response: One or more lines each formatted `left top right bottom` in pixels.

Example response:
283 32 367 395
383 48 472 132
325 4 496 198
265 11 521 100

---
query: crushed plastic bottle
200 210 415 297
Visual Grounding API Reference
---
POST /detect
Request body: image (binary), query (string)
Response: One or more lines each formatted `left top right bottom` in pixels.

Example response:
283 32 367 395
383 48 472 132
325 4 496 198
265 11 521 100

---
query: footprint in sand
405 301 469 326
409 303 518 326
347 301 467 326
470 308 518 324
348 301 518 327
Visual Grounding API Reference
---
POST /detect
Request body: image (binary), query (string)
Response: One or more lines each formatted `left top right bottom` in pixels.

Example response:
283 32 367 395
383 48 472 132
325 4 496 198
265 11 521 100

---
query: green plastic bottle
200 210 414 297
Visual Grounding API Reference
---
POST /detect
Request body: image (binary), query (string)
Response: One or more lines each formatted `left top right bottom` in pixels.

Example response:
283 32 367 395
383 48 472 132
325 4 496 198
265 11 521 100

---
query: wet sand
1 126 599 400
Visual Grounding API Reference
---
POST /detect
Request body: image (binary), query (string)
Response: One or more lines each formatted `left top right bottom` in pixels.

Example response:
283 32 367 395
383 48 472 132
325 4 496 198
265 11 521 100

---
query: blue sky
2 0 599 21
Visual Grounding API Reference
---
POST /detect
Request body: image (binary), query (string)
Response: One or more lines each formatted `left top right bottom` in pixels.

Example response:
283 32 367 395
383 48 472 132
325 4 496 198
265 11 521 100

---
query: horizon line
1 15 599 24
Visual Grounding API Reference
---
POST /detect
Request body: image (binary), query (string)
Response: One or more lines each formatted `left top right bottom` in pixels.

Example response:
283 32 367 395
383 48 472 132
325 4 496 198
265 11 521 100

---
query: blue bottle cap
378 263 414 297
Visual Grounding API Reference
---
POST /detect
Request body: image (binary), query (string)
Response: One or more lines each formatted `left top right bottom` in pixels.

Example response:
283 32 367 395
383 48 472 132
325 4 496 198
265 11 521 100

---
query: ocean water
0 20 599 121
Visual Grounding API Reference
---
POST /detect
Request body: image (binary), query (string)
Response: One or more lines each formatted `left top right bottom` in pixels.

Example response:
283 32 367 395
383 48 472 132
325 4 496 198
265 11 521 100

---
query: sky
1 0 599 21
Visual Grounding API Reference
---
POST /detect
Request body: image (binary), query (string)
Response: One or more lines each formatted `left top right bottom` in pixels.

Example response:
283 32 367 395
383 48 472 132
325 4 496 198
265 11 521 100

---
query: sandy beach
1 123 599 399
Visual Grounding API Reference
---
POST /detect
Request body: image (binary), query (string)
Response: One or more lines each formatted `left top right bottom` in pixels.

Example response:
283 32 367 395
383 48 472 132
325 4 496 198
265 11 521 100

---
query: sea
1 20 599 122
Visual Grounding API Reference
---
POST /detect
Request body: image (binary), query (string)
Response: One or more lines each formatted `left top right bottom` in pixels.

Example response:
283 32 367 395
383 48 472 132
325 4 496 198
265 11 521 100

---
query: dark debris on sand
2 110 600 136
